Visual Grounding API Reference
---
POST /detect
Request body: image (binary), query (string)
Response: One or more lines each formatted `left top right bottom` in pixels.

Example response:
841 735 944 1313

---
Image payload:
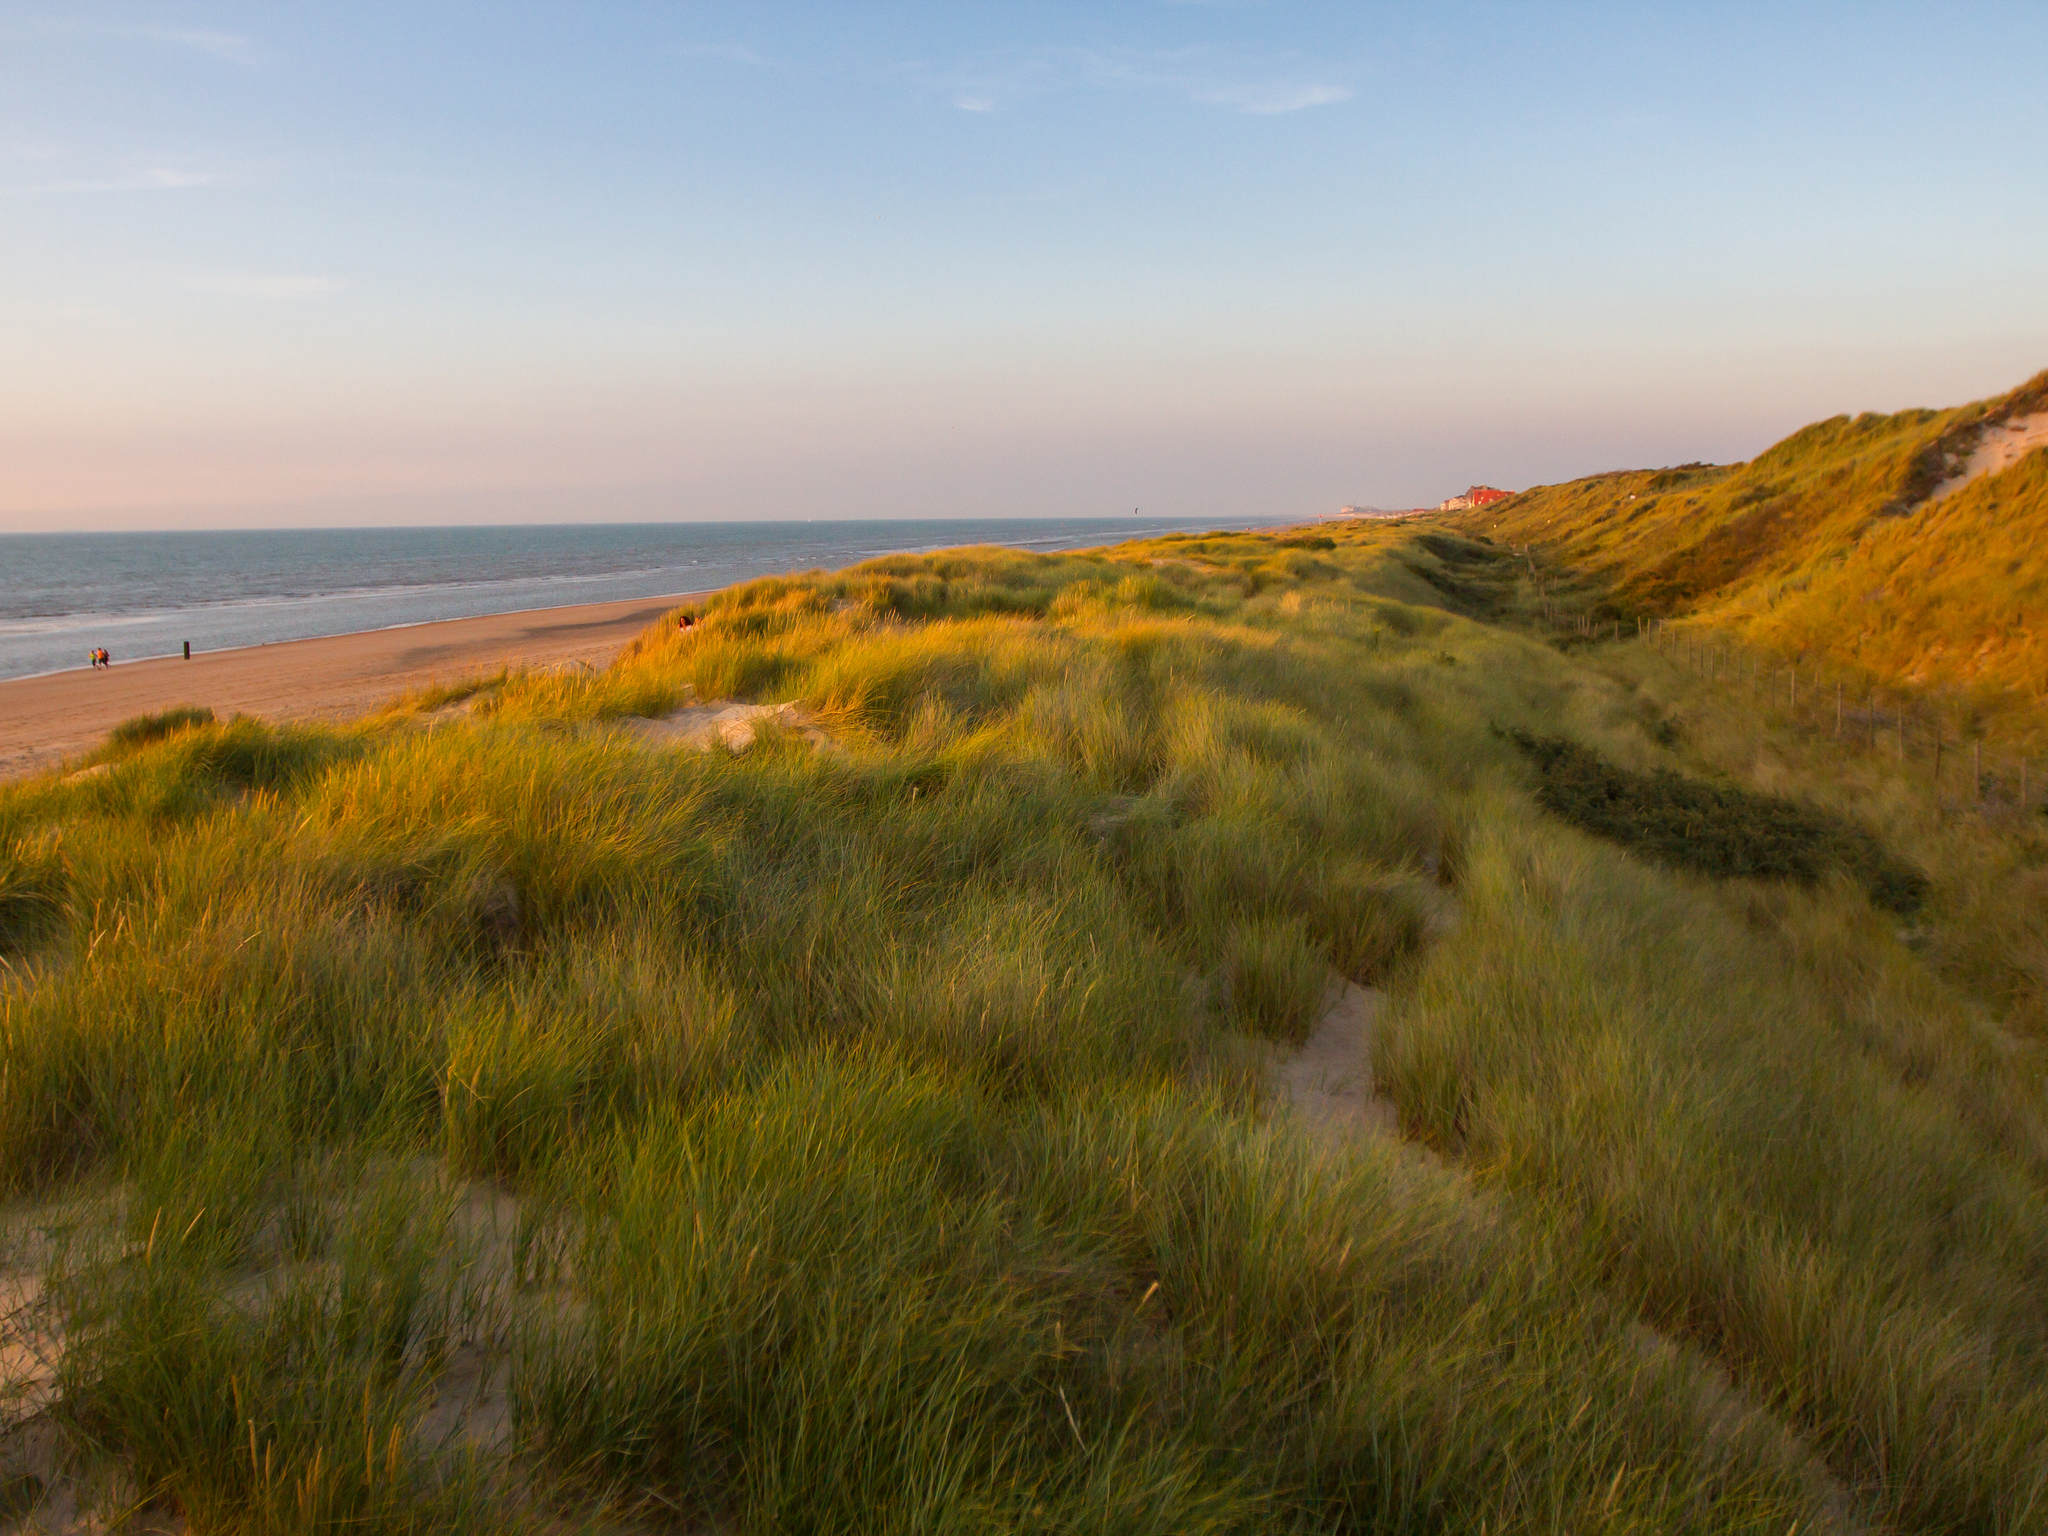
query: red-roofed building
1437 485 1513 511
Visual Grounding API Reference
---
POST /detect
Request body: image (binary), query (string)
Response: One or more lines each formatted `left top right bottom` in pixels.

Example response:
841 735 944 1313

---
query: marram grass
1468 368 2048 747
1 522 2045 1532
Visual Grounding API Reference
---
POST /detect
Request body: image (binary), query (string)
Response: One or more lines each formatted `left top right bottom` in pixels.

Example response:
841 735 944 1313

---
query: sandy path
1272 981 1402 1142
0 590 711 783
1270 977 1869 1534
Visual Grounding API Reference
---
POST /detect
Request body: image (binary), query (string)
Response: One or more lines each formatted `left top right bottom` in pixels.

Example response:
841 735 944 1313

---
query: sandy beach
0 589 708 782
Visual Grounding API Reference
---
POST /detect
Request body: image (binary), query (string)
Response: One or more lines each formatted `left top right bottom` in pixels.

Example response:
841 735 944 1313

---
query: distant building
1437 485 1512 512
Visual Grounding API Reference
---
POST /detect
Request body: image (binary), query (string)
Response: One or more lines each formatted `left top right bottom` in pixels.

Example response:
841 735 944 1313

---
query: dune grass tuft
104 705 216 751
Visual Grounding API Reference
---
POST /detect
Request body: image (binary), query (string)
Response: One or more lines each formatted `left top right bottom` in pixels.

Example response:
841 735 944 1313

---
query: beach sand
0 589 708 782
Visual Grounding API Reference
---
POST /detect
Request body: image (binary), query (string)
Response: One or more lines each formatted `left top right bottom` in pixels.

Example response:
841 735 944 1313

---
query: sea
0 517 1289 683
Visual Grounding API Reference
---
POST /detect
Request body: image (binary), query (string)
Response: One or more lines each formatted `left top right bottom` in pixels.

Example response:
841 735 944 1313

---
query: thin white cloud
1195 81 1353 115
3 139 281 196
110 24 256 62
907 45 1351 118
11 164 228 194
186 272 346 300
8 18 259 63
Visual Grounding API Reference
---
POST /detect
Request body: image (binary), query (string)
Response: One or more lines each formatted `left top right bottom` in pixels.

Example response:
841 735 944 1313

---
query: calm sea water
0 518 1284 682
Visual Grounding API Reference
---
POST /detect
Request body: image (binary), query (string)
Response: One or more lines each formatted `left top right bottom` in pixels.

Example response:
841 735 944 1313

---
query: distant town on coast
1338 485 1514 518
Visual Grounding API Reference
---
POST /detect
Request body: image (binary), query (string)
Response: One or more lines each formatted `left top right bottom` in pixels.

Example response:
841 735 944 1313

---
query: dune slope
1464 370 2048 735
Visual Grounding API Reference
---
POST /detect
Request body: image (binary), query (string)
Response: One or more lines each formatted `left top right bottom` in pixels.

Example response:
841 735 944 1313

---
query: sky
4 1 2046 530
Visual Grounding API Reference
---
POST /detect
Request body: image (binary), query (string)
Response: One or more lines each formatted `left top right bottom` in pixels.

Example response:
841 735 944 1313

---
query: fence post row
1623 608 2037 821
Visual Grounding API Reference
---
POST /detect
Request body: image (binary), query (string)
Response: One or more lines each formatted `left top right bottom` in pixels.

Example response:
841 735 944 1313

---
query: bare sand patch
0 1194 178 1535
0 1169 561 1534
1271 980 1401 1143
613 700 833 754
1928 411 2048 503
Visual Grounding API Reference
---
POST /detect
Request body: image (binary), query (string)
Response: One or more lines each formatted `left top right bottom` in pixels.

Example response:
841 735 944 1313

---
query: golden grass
1 522 2045 1531
1467 369 2048 746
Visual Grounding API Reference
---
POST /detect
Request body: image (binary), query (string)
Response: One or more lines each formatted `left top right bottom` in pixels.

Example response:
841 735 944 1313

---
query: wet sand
0 590 710 782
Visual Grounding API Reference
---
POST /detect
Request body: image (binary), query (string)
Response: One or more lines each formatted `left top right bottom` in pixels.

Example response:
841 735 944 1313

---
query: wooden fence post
1835 680 1843 738
1973 741 1982 803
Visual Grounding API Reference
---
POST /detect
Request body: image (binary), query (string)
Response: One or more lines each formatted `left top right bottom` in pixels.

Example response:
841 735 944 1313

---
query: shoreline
0 517 1312 783
0 585 714 687
0 586 714 783
0 515 1288 686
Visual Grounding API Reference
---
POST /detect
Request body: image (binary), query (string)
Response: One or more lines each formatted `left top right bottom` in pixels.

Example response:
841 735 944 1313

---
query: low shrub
1509 730 1929 914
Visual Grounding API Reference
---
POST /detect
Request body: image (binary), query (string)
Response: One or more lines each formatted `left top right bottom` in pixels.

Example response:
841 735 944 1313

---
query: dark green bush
1510 731 1929 915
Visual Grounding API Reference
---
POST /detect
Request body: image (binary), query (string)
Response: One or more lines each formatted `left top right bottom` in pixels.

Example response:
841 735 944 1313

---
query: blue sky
4 1 2045 528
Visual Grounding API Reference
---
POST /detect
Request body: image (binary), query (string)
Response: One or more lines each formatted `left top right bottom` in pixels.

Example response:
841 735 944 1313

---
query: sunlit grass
1472 369 2048 748
1 521 2044 1530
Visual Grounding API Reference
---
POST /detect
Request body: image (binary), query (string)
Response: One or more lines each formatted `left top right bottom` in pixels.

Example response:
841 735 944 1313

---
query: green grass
1 522 2045 1531
1467 368 2048 747
104 705 217 750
